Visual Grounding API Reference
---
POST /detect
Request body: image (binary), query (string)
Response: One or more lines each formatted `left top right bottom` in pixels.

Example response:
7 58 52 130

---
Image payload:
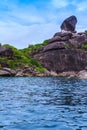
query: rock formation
0 46 14 68
32 31 87 74
0 46 14 59
0 24 87 78
60 16 77 32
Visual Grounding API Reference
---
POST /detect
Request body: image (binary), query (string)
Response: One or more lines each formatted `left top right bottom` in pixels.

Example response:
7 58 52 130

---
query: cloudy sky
0 0 87 48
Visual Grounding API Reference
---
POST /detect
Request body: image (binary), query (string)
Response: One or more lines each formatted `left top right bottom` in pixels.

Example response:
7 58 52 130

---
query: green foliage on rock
0 57 7 62
65 43 69 48
0 40 48 72
35 67 46 73
28 39 49 51
85 30 87 35
81 44 87 50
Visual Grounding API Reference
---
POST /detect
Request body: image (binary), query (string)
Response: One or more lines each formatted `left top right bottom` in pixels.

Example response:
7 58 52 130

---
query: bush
36 67 46 73
85 30 87 35
42 40 49 46
0 57 7 62
1 41 48 71
65 43 69 48
30 58 41 67
28 39 49 51
81 44 87 50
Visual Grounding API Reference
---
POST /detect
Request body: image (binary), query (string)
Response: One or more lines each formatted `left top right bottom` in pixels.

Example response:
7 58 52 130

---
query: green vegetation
85 30 87 35
81 44 87 50
65 43 69 48
27 39 49 53
0 57 7 62
35 67 46 73
0 40 48 72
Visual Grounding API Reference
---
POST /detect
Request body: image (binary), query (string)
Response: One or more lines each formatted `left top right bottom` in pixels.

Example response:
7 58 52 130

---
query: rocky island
0 16 87 78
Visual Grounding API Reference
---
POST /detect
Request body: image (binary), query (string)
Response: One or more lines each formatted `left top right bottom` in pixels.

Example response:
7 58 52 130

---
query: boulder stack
60 15 77 32
32 31 87 73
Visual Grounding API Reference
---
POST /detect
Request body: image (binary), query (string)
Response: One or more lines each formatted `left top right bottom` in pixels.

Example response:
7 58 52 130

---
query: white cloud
76 2 87 11
0 20 59 49
0 0 87 49
71 0 87 12
4 2 45 24
52 0 69 8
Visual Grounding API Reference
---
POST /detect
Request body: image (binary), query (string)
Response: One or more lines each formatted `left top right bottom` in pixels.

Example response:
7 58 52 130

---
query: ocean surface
0 77 87 130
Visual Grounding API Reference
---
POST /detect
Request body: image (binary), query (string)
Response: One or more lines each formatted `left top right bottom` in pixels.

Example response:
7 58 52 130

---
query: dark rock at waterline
60 15 77 32
35 49 87 72
0 68 16 76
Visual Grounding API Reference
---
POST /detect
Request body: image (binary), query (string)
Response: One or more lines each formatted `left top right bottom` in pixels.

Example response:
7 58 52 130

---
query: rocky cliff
32 31 87 74
0 31 87 78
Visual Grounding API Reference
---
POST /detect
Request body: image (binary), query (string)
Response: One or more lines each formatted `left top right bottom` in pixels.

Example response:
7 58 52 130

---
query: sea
0 77 87 130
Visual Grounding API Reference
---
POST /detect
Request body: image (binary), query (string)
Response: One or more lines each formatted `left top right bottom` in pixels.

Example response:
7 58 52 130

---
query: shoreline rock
0 67 87 79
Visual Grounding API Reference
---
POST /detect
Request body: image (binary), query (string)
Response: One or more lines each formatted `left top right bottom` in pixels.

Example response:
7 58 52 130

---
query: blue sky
0 0 87 48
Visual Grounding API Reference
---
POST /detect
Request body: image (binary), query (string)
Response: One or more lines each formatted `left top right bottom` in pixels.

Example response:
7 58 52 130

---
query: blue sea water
0 77 87 130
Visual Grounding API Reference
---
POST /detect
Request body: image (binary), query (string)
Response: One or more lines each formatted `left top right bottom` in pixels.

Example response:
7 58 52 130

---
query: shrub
65 43 69 48
42 40 49 46
81 44 87 50
7 60 16 69
85 30 87 35
30 58 41 67
1 41 48 71
0 43 2 46
0 57 7 62
28 39 49 51
36 67 46 73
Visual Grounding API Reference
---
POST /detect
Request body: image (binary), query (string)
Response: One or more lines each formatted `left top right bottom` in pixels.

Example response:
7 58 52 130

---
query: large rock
33 49 87 73
31 31 87 74
68 34 87 48
0 46 14 68
0 46 14 59
43 42 66 52
60 16 77 32
53 32 72 38
49 36 62 43
77 70 87 79
0 68 16 76
47 31 87 50
16 66 43 77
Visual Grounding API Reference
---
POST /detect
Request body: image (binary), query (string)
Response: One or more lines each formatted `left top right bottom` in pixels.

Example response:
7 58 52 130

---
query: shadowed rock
32 31 87 73
0 46 14 59
60 15 77 32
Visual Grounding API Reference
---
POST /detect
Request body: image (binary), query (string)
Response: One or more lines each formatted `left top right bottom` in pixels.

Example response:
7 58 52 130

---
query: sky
0 0 87 49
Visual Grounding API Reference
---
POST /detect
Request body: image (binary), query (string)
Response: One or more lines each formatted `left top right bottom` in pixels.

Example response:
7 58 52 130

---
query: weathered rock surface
32 31 87 75
15 66 38 77
0 67 16 76
77 70 87 79
34 49 87 72
43 42 66 52
60 15 77 32
0 30 87 78
15 66 50 77
0 46 14 59
0 46 14 68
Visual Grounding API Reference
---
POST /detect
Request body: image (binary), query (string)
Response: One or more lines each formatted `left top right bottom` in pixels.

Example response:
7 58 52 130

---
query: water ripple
0 77 87 130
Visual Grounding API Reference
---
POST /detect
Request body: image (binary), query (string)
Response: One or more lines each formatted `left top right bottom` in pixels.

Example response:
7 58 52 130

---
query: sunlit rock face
60 16 77 32
32 31 87 73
